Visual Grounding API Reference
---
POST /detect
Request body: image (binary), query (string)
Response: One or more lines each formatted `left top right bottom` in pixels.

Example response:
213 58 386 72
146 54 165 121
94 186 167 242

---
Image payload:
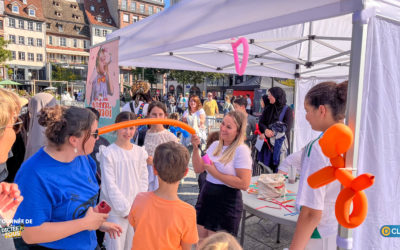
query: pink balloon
231 37 249 76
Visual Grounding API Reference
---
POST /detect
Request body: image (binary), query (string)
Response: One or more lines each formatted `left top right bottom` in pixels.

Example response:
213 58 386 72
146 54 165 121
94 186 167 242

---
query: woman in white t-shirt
182 95 206 146
290 81 348 250
191 111 252 244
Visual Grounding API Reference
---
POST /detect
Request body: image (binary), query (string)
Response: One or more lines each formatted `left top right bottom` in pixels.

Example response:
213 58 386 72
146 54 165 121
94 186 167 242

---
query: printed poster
85 39 120 142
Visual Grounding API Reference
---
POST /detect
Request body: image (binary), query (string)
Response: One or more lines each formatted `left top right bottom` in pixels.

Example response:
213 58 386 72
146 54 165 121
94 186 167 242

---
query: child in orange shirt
128 141 199 250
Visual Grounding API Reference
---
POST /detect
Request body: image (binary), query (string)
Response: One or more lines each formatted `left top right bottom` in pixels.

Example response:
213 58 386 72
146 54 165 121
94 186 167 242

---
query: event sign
85 39 120 142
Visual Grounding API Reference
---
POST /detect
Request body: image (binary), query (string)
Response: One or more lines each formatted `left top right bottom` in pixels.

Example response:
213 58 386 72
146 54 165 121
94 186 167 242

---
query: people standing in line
246 94 252 114
14 106 122 249
258 87 293 172
24 92 57 161
182 95 206 148
203 92 219 129
290 81 348 250
191 111 252 244
222 95 235 115
128 142 199 250
99 111 148 250
0 89 24 249
143 102 178 191
233 98 257 147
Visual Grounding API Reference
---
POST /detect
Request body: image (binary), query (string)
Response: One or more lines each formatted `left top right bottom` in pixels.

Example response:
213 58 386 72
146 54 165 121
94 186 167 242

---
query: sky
165 0 170 8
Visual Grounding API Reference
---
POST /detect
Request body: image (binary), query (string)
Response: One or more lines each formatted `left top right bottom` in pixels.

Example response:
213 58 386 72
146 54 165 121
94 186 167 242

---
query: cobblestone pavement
178 163 295 250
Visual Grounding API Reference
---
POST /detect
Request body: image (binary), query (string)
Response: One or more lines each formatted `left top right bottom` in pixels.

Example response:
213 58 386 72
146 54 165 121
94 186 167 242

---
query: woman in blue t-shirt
14 106 122 250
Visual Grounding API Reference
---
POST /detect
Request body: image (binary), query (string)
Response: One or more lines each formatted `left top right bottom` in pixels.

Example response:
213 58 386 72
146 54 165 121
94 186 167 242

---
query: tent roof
108 0 399 78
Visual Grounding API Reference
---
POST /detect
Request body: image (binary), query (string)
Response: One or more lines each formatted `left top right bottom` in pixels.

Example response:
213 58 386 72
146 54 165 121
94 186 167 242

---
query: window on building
97 0 102 3
96 16 102 22
83 40 88 49
12 5 19 14
28 37 34 46
100 7 105 13
18 36 25 45
9 35 16 44
140 4 144 13
37 54 43 62
71 4 77 9
28 22 33 30
11 51 16 60
60 37 66 46
71 55 77 62
58 24 63 32
18 52 25 60
103 30 108 37
49 36 53 45
49 54 55 59
106 18 112 24
156 7 161 13
37 38 43 47
95 28 100 36
148 6 153 15
0 20 3 29
123 73 129 83
60 55 66 62
9 18 16 28
28 53 34 61
29 9 36 17
18 20 24 29
23 0 27 4
46 23 50 29
90 5 95 12
121 0 127 10
54 1 60 7
73 39 77 48
133 16 138 23
75 26 81 33
36 23 42 32
130 1 136 11
55 11 62 17
123 14 129 23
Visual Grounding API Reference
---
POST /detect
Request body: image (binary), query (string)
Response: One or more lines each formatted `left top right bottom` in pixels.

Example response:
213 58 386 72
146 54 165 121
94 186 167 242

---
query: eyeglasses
0 117 23 134
91 129 99 139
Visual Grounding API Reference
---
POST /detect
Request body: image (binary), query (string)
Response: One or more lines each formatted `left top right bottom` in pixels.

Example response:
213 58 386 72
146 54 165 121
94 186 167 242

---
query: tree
51 64 82 81
170 70 225 86
0 38 12 64
131 67 169 84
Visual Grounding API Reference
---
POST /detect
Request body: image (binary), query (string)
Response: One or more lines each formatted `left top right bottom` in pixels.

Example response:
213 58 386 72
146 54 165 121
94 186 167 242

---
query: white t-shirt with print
205 141 252 186
121 101 149 117
296 136 341 238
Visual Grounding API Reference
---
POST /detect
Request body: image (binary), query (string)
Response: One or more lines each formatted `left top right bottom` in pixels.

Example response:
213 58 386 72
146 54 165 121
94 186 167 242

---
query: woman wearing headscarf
24 92 57 161
258 87 293 172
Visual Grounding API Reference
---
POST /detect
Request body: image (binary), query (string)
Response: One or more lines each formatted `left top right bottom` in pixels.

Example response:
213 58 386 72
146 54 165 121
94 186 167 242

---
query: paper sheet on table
255 137 264 151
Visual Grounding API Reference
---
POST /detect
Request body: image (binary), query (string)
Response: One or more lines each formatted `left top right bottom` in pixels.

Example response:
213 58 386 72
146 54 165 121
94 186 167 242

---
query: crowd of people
0 80 348 250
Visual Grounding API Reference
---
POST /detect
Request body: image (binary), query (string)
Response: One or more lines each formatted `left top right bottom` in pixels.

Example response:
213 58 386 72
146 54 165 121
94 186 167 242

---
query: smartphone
202 154 211 165
95 200 112 214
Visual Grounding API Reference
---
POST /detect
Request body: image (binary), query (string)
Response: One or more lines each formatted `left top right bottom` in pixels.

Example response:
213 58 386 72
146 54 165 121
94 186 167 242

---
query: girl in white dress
144 101 178 191
99 111 149 250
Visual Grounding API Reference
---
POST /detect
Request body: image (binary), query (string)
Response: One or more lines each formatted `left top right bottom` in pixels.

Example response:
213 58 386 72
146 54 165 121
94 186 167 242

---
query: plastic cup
288 165 296 184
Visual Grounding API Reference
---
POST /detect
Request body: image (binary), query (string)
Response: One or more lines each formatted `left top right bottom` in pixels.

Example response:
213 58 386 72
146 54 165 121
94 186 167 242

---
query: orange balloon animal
307 123 374 228
98 118 196 135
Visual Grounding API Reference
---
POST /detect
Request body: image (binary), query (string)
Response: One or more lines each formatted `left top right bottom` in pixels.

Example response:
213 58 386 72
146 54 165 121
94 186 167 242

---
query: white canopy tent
108 0 400 249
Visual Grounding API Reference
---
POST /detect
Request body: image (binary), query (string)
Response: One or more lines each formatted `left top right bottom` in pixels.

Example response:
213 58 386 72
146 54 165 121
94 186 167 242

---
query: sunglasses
91 129 99 139
0 117 23 134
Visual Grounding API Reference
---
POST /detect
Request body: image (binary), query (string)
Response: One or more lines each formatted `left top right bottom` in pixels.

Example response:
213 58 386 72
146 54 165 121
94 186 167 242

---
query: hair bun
336 81 348 104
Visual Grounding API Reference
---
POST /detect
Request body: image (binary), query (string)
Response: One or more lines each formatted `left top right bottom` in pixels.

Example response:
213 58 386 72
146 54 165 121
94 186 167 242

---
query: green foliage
170 70 225 86
0 38 12 64
52 64 82 81
132 67 169 84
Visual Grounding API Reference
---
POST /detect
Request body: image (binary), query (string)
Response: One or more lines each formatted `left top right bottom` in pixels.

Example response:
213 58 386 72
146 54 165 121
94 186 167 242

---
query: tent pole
338 10 369 250
307 22 313 63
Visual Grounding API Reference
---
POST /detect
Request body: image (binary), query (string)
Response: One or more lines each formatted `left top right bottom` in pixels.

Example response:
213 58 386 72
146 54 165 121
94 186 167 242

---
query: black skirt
195 180 243 236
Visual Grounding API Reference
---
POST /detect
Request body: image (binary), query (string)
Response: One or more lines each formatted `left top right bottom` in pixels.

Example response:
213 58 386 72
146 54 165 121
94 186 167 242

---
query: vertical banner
85 39 120 143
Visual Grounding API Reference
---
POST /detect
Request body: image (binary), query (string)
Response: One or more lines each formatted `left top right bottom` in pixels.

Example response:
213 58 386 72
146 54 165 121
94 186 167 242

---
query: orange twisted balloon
98 118 196 135
307 123 374 228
